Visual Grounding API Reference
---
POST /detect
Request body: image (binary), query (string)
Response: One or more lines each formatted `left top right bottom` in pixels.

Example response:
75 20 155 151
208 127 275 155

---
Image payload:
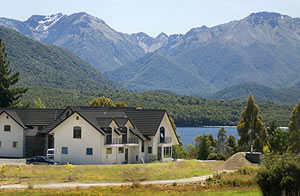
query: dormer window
4 125 11 132
73 126 82 139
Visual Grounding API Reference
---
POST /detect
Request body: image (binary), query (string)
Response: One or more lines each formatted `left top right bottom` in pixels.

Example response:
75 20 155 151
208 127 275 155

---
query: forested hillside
0 26 120 90
22 88 292 127
211 82 300 105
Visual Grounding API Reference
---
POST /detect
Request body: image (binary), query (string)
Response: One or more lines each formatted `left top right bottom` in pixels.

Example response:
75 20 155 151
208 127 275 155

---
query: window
73 126 82 139
86 148 93 155
148 147 152 153
62 147 68 154
164 146 172 158
160 127 165 143
118 147 124 153
13 141 18 148
141 141 144 153
6 116 9 119
4 125 11 132
106 135 112 144
76 116 79 120
106 148 112 154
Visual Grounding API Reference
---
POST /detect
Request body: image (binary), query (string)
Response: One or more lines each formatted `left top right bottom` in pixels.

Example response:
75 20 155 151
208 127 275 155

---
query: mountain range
1 12 300 97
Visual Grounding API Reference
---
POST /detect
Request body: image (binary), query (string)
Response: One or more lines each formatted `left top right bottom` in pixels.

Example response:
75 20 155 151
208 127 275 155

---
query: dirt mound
219 152 252 171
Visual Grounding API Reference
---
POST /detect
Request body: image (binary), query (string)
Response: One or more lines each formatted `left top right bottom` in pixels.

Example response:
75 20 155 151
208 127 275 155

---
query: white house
0 107 179 164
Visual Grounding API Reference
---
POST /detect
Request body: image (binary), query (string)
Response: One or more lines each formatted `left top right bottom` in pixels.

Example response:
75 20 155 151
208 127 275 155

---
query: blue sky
2 0 300 37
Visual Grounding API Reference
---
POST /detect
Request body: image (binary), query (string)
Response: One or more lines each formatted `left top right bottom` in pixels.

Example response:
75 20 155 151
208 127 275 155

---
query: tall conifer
237 93 267 152
0 37 27 107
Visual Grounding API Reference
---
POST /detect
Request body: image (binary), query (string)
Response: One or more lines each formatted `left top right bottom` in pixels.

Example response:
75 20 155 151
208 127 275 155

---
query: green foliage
0 26 120 92
287 100 300 154
197 135 210 160
267 128 288 153
20 88 292 127
115 101 128 107
89 96 115 107
207 153 226 160
0 37 27 107
256 153 300 196
212 81 300 105
217 127 227 154
33 97 46 108
237 94 267 152
226 134 238 156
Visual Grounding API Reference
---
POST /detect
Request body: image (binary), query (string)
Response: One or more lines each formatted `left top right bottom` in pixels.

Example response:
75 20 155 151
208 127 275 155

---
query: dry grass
0 184 262 196
0 160 223 185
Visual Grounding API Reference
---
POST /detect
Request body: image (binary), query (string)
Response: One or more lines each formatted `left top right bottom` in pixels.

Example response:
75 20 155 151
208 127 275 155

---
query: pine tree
237 93 267 152
287 100 300 154
0 38 27 107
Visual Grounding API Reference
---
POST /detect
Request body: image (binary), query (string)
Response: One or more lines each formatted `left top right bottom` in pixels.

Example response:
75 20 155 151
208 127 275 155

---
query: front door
125 148 128 163
158 147 162 161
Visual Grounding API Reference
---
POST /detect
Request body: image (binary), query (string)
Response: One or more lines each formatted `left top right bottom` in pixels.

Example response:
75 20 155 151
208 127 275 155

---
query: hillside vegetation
0 26 120 91
211 82 300 105
22 88 292 127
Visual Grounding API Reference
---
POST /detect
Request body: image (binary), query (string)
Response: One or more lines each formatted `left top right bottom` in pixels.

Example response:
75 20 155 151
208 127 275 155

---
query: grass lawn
0 160 223 185
0 185 262 196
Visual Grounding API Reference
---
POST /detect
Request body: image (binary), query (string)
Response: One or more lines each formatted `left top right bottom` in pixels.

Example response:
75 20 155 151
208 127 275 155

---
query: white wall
52 113 103 165
0 113 24 157
152 113 179 162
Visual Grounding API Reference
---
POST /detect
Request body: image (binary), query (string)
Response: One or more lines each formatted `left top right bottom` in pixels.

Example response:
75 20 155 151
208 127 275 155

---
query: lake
176 127 239 146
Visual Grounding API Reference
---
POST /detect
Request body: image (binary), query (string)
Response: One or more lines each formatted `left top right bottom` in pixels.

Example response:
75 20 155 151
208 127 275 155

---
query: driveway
0 175 213 190
0 158 26 165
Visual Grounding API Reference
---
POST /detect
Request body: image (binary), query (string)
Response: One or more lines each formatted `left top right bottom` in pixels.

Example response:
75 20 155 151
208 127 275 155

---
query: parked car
26 156 57 165
47 148 55 159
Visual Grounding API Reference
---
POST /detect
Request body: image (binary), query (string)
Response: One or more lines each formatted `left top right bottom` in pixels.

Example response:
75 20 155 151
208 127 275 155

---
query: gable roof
0 110 25 128
0 108 64 127
124 110 166 136
0 106 174 139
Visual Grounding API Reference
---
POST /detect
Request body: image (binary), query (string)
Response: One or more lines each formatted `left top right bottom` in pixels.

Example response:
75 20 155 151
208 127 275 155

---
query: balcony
158 137 172 144
105 137 138 145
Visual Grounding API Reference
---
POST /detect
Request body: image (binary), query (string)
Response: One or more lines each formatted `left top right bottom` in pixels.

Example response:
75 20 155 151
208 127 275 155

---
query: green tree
33 97 46 108
226 134 237 156
184 144 196 159
197 135 210 160
115 101 128 107
256 153 300 196
268 128 288 153
237 93 267 152
217 127 227 154
287 100 300 154
89 96 115 107
0 37 27 107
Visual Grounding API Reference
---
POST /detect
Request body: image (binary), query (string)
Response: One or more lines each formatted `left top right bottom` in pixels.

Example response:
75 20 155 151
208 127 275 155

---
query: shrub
256 153 300 196
207 153 226 160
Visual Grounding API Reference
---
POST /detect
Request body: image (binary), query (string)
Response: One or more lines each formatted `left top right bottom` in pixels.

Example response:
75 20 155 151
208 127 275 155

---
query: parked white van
46 148 54 159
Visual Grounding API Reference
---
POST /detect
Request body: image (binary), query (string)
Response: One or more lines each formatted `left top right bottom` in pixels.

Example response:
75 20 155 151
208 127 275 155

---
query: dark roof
0 110 25 128
0 108 64 127
125 110 166 136
1 106 171 139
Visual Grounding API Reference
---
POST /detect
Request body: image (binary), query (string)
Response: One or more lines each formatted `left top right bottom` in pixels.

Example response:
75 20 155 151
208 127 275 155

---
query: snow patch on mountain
35 13 63 31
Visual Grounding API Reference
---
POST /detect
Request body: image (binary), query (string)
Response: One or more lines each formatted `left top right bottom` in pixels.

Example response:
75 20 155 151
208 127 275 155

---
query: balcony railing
105 137 138 145
158 137 172 144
